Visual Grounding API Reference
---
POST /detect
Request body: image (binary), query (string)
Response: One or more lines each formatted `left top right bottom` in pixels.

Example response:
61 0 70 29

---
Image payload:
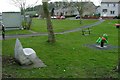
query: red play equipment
115 24 120 28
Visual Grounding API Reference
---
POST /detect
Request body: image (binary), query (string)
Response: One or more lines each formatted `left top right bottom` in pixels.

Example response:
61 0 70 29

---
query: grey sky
0 0 101 12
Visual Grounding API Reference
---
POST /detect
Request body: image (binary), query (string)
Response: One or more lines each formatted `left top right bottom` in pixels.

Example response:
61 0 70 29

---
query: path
1 19 105 40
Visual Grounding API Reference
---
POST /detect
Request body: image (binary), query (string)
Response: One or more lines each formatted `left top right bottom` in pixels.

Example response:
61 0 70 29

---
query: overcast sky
0 0 101 12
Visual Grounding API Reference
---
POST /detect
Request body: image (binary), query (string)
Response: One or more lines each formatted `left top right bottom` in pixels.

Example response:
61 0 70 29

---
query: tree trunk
118 23 120 72
21 7 27 29
77 9 82 24
42 2 56 43
76 2 83 24
79 12 82 24
118 20 120 73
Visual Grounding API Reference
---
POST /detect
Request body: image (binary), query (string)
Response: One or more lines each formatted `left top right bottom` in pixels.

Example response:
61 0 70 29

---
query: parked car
56 16 65 19
60 16 65 19
51 16 57 19
75 15 80 19
56 16 61 19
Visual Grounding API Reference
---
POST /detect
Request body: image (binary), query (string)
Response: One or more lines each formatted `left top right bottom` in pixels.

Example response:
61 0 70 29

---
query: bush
22 21 28 29
113 16 120 19
65 15 76 18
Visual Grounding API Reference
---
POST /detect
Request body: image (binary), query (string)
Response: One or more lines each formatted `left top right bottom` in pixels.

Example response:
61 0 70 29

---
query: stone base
21 57 46 69
85 44 119 50
96 45 107 48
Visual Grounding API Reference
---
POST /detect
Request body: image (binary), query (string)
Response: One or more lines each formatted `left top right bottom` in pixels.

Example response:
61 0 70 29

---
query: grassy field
2 19 119 78
31 18 98 33
5 18 98 35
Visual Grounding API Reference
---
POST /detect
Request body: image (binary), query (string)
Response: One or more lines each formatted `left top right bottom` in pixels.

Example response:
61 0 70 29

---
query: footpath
1 19 105 40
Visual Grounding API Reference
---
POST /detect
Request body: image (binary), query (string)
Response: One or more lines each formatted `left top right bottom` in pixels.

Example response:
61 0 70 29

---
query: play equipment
96 34 108 47
115 24 120 28
82 28 92 36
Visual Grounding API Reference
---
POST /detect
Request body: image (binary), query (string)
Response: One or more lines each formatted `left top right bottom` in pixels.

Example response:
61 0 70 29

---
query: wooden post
100 41 104 47
116 26 119 28
82 29 84 35
2 25 5 40
88 28 90 34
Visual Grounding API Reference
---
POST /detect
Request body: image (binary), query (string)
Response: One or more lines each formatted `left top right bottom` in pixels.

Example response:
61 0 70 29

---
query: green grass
5 30 32 35
5 19 98 35
2 19 119 78
92 19 118 45
31 18 98 33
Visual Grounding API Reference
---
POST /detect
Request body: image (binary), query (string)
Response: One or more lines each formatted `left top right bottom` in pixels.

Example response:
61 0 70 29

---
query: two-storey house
100 0 120 18
54 1 96 17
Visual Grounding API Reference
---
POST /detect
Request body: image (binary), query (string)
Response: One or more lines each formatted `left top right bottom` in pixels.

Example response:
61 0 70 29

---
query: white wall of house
119 3 120 15
100 2 119 17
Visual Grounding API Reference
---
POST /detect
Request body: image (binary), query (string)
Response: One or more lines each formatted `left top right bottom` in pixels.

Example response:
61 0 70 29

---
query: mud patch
2 73 15 78
84 44 120 50
2 56 17 66
2 56 17 78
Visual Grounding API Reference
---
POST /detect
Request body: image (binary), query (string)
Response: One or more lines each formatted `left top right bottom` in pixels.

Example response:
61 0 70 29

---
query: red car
60 16 65 19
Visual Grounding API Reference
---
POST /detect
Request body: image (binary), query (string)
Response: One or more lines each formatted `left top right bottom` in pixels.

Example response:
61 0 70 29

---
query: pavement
1 19 105 40
85 44 120 50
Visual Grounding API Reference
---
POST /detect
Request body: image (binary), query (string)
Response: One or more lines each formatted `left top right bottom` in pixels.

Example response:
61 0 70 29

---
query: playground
2 19 119 78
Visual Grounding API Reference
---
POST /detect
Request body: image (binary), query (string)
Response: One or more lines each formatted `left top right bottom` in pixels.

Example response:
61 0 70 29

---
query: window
113 4 116 7
57 12 58 15
103 9 107 12
110 11 115 14
65 12 67 15
107 4 109 7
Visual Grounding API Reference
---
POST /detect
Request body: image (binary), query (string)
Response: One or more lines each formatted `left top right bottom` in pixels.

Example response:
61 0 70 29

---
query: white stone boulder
14 38 46 68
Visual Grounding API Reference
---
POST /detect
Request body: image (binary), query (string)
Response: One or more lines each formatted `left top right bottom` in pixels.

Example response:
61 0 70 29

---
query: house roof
101 0 120 3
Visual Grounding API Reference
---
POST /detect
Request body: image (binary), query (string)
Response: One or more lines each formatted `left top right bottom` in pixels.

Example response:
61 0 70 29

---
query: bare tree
11 0 26 15
74 0 95 24
42 0 56 43
11 0 26 29
76 0 83 24
11 0 38 14
11 0 38 29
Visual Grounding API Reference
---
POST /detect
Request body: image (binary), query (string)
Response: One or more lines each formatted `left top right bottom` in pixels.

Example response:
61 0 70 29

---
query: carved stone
14 38 46 68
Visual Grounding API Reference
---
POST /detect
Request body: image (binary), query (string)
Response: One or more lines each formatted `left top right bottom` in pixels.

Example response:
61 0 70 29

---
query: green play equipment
96 34 108 47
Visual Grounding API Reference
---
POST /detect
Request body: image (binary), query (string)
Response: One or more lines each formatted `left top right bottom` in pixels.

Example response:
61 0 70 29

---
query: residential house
54 1 96 16
96 6 101 14
0 13 2 20
100 0 120 18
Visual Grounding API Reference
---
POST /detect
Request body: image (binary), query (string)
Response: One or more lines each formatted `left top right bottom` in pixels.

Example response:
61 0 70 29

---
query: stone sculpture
14 38 46 68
